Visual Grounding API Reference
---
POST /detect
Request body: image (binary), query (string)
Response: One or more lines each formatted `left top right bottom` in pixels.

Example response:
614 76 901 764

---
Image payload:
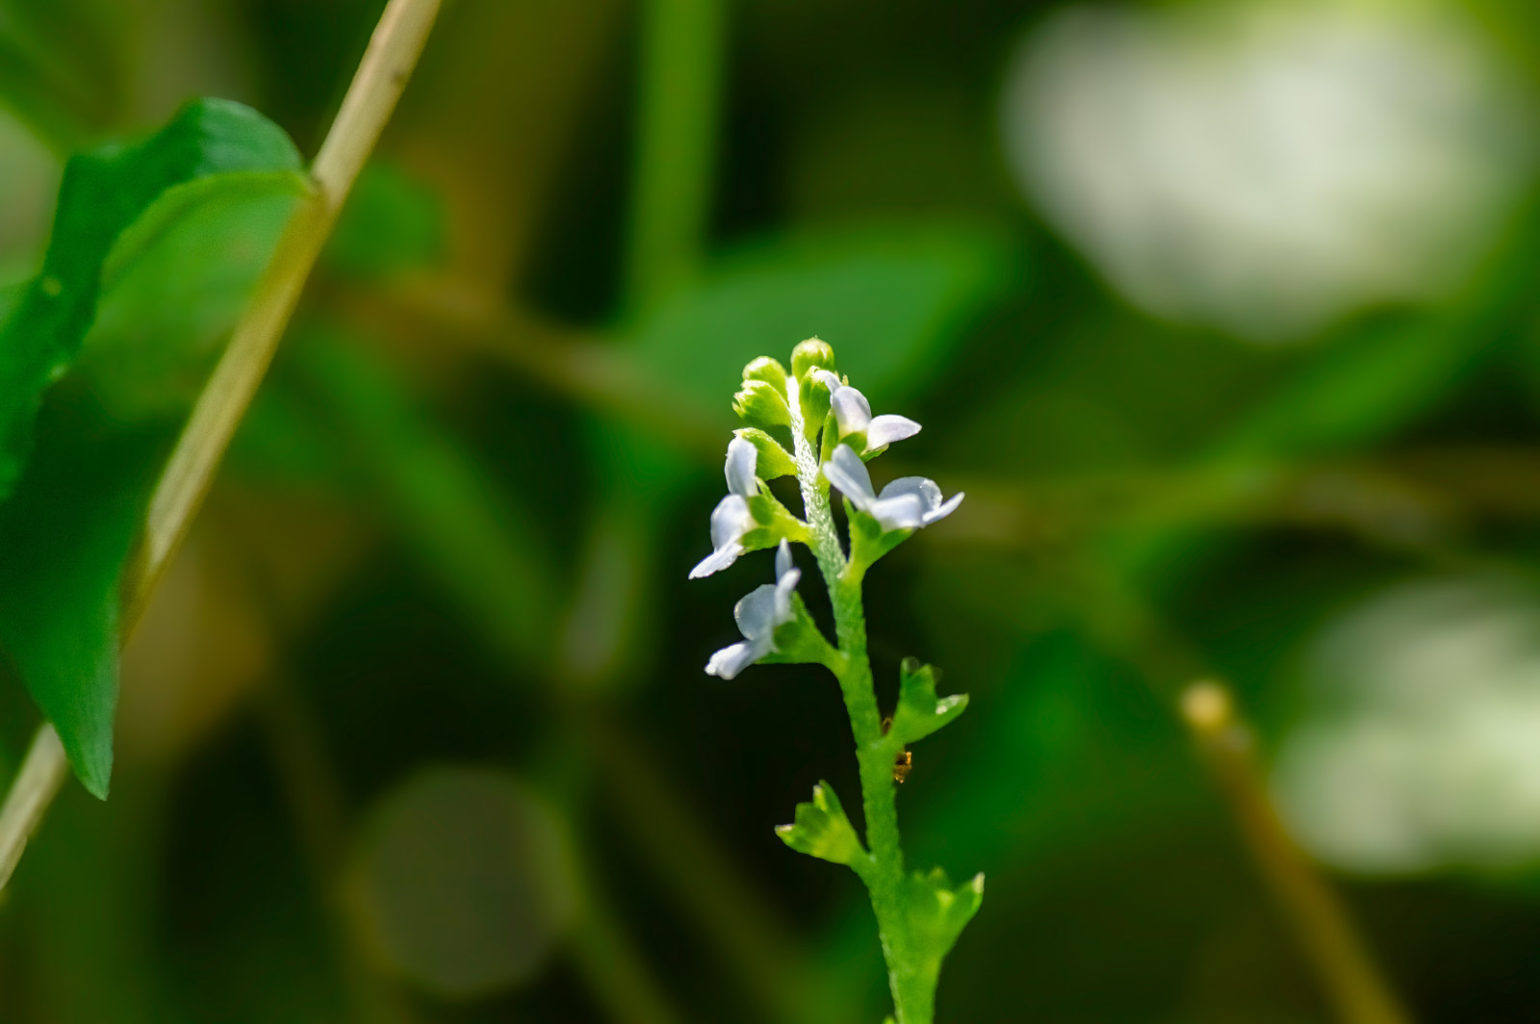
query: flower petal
689 494 754 578
864 414 921 450
831 387 873 436
822 444 878 508
725 435 759 499
867 476 963 531
877 476 944 512
708 494 754 550
775 538 794 581
924 490 965 525
868 492 928 531
773 567 801 625
705 640 766 680
734 582 782 642
690 542 744 579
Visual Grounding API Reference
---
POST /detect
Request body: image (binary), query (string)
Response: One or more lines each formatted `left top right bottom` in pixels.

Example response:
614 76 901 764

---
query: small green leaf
775 781 867 869
888 658 969 748
898 865 984 963
0 97 303 497
732 428 796 481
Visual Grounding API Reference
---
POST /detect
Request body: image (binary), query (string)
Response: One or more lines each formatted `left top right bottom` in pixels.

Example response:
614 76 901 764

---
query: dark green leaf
0 99 303 794
0 97 303 497
0 400 172 797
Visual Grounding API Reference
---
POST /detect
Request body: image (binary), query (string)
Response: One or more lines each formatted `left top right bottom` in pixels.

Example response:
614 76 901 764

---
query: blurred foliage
3 0 1540 1023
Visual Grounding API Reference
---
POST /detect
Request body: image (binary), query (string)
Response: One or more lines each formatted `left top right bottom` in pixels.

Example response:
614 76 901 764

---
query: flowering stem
786 381 929 1024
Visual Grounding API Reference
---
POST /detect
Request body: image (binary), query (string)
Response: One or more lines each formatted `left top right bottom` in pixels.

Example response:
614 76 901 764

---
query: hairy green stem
787 379 926 1024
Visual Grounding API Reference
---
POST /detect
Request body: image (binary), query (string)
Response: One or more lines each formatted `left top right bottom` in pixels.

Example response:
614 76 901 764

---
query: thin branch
0 726 67 889
1182 681 1412 1024
0 0 443 893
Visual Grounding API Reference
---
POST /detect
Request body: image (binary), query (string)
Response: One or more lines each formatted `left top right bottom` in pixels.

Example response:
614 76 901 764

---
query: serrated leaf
775 780 866 869
0 96 303 498
898 865 984 963
0 98 303 796
888 657 968 747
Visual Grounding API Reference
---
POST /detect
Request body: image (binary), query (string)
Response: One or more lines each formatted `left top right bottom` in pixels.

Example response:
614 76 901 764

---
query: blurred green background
4 0 1540 1021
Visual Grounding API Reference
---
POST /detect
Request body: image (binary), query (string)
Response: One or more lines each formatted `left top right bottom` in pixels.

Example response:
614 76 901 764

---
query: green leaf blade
0 97 303 497
0 98 303 795
889 657 969 747
775 781 867 870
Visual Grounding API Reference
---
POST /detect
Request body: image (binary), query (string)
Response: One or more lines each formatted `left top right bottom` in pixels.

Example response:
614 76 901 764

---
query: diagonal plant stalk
0 0 443 893
1182 681 1411 1024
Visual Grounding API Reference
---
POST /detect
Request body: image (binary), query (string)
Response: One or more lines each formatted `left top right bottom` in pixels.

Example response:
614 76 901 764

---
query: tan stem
0 0 443 894
1182 681 1412 1024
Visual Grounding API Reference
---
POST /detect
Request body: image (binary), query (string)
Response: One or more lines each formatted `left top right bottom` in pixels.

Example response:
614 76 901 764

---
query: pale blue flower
823 444 963 532
705 541 802 679
811 370 921 453
689 436 760 579
829 384 921 453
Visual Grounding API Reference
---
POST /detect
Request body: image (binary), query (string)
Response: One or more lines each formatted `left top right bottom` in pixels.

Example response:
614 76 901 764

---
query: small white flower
689 437 760 578
829 385 921 453
705 540 802 679
823 444 963 532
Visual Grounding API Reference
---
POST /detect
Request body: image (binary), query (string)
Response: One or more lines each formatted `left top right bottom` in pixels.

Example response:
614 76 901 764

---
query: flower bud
733 428 797 480
742 356 789 392
732 378 791 428
791 338 837 380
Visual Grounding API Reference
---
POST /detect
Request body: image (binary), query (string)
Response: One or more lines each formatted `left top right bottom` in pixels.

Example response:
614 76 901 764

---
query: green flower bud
798 375 833 442
733 428 797 480
742 356 789 392
790 337 837 380
732 379 791 428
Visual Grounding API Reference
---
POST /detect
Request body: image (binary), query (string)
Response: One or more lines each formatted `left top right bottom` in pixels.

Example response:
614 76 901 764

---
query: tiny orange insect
881 717 913 784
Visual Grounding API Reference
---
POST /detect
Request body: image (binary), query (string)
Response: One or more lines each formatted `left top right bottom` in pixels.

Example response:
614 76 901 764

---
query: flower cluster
690 339 963 679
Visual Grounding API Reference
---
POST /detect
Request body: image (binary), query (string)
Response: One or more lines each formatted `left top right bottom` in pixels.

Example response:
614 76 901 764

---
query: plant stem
1182 681 1411 1024
0 726 67 889
0 0 443 894
787 379 925 1024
